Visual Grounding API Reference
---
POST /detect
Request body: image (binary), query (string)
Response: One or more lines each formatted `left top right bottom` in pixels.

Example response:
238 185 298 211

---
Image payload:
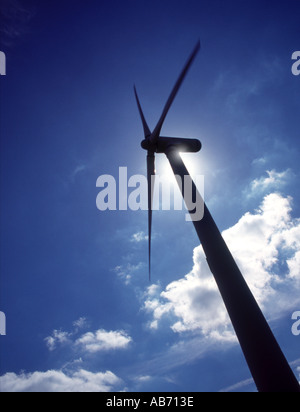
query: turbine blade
150 40 201 144
147 152 155 281
134 85 151 138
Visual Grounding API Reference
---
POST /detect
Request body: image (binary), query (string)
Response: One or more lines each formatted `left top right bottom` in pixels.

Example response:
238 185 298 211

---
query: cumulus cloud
1 321 132 392
144 254 233 338
75 329 132 353
246 169 294 198
44 319 133 355
1 320 132 392
44 330 71 352
0 369 122 392
144 192 300 340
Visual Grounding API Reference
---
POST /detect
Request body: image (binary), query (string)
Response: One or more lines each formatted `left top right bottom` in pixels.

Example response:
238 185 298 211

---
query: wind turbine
134 41 300 392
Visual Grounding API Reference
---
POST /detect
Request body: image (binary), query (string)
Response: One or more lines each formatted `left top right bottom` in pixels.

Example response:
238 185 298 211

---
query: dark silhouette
134 41 300 392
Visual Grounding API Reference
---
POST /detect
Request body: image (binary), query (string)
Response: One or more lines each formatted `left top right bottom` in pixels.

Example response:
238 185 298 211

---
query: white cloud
6 322 132 392
44 320 133 356
144 192 300 340
73 317 88 330
44 330 71 352
247 169 293 198
131 231 148 243
135 375 152 383
252 157 267 167
144 256 233 338
220 378 255 392
113 263 142 285
0 369 122 392
75 329 132 353
145 284 161 298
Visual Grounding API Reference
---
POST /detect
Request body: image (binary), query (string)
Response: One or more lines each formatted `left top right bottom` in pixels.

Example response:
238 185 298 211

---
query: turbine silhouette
134 41 300 392
134 41 201 280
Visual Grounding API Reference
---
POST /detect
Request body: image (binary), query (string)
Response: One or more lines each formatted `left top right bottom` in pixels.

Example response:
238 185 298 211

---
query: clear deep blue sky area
0 0 300 392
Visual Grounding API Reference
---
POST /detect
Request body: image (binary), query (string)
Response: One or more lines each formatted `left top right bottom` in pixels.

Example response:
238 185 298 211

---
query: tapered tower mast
134 41 300 392
166 148 300 392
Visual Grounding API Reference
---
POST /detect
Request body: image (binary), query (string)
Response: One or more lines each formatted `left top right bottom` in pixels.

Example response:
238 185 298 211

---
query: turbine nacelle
141 136 202 154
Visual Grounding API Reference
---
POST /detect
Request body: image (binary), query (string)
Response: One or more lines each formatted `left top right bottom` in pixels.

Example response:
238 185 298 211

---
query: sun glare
156 152 211 183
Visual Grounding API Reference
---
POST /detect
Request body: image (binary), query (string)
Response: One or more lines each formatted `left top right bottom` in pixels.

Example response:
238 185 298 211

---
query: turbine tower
134 41 300 392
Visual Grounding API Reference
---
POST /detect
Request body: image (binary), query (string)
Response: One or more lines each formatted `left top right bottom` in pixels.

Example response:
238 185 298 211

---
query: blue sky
0 0 300 392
